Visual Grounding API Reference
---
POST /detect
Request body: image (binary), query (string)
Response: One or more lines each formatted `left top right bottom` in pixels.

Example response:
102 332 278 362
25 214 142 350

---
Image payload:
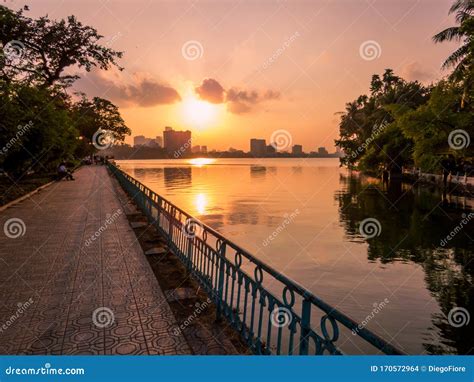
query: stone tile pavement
0 166 191 355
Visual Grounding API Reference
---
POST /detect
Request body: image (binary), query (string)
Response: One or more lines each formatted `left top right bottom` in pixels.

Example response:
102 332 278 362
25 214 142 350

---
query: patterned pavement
0 166 191 355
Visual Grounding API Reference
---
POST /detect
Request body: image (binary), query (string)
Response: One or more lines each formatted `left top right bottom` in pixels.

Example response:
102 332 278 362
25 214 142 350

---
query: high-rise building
163 127 192 157
155 136 163 147
200 146 207 154
250 139 266 157
133 135 147 147
192 145 201 154
266 145 276 155
318 147 329 156
292 145 303 155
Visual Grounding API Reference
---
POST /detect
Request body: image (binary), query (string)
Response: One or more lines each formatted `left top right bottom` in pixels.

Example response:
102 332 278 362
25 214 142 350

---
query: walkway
0 166 191 355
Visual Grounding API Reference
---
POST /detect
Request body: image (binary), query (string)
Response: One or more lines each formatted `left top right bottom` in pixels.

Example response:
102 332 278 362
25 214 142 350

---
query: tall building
250 139 266 157
266 144 276 155
200 146 207 154
133 135 147 147
318 147 329 156
292 145 303 155
155 136 163 147
163 127 192 157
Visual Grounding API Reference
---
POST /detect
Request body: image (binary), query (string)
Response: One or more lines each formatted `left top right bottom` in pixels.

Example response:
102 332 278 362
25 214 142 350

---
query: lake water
117 158 473 355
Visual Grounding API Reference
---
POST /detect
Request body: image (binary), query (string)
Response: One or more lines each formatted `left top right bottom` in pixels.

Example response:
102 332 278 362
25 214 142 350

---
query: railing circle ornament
216 238 223 252
202 230 208 242
282 286 295 307
254 266 263 284
321 314 339 342
234 252 242 268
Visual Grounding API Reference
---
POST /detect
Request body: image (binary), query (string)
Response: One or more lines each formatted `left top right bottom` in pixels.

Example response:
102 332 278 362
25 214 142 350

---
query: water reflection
164 167 192 189
117 158 473 354
336 174 474 354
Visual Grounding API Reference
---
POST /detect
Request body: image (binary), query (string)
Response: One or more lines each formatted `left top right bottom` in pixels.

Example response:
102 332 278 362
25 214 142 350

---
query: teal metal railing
109 163 404 355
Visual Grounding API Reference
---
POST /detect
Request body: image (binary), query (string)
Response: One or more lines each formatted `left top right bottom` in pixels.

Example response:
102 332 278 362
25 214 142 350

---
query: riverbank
0 173 55 206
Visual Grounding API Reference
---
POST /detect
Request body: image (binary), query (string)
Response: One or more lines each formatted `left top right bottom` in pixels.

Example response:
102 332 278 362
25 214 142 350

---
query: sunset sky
15 0 458 151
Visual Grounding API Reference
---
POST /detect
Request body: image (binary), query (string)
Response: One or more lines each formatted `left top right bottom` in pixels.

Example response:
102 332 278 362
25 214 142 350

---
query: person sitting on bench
57 162 75 181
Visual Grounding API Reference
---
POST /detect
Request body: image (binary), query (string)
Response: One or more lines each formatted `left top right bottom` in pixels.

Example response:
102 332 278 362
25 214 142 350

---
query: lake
117 158 473 354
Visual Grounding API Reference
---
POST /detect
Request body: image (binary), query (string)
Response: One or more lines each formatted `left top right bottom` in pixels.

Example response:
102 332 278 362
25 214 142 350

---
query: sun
180 95 220 128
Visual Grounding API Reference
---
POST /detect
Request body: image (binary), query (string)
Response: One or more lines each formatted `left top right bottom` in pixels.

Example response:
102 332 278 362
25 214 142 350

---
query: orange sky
16 0 458 151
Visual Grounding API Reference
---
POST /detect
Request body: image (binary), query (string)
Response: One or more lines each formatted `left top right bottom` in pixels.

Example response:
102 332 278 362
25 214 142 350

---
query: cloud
195 78 225 104
226 87 280 114
78 70 181 108
401 62 437 84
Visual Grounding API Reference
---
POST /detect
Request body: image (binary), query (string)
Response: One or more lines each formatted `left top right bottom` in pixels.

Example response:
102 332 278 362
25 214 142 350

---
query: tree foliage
0 6 130 176
336 0 474 174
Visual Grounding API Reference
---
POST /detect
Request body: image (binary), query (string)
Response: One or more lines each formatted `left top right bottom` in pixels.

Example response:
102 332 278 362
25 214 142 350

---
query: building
155 136 163 147
266 144 276 155
318 147 329 156
134 135 162 148
163 127 192 157
250 139 266 157
292 145 303 156
133 135 147 147
200 146 207 154
192 145 201 154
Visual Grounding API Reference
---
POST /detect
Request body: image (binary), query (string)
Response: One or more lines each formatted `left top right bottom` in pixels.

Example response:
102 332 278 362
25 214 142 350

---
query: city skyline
15 0 459 150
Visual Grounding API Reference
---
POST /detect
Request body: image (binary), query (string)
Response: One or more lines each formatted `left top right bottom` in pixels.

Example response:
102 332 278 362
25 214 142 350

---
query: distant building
292 145 303 155
192 145 201 154
134 135 147 147
163 127 192 157
201 146 207 154
155 136 163 147
318 147 329 156
250 139 266 157
266 145 276 155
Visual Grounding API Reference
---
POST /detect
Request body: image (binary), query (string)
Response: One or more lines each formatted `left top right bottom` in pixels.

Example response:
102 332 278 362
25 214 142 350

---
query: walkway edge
0 180 55 212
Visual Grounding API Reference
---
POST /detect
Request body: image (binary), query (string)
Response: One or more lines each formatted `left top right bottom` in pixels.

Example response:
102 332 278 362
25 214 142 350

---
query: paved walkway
0 166 191 355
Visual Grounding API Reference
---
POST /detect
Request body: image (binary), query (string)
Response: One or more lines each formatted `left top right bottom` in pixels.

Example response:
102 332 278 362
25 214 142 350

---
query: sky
10 0 459 151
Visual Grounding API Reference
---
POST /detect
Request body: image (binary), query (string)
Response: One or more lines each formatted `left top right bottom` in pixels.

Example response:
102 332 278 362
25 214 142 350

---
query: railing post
216 242 227 321
299 297 312 355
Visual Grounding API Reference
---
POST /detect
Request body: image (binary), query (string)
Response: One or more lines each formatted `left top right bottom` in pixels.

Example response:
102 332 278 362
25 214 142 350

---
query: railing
108 163 404 355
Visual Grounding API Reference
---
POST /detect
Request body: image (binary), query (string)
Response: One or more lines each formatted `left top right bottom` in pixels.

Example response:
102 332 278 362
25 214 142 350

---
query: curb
0 180 55 212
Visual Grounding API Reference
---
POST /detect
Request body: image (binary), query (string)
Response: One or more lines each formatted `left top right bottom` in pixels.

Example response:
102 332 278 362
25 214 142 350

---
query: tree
398 81 474 172
335 69 429 174
73 96 131 154
433 0 474 107
0 6 123 87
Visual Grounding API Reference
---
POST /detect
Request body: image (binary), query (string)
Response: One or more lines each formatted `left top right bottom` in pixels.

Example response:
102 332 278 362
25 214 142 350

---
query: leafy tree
0 6 123 87
397 81 474 171
335 69 429 174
